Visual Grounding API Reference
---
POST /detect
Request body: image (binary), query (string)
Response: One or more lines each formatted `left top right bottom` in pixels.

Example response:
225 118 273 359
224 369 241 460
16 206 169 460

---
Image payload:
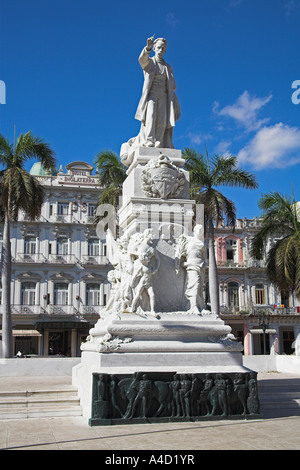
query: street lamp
258 310 270 355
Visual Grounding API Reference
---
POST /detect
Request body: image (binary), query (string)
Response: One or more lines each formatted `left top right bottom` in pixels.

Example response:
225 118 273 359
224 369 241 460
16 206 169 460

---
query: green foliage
94 150 127 207
182 147 258 229
0 131 56 221
251 191 300 298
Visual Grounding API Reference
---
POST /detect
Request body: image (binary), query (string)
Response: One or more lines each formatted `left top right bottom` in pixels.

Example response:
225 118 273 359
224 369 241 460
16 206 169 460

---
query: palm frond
95 150 127 185
5 168 45 220
0 135 13 166
211 155 258 189
266 232 300 298
14 132 56 169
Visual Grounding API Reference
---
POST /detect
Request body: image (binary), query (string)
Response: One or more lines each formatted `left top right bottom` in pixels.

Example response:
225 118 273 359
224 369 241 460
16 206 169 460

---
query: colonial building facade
210 218 300 356
1 160 299 357
0 161 111 357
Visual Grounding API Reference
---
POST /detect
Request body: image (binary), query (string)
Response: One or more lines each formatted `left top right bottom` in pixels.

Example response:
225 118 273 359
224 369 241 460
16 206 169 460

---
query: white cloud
187 132 202 145
283 0 300 17
214 91 272 131
215 141 232 157
237 123 300 169
166 12 179 28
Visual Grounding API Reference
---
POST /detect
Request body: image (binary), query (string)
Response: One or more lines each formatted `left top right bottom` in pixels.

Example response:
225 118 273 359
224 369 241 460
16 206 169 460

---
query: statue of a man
121 35 181 166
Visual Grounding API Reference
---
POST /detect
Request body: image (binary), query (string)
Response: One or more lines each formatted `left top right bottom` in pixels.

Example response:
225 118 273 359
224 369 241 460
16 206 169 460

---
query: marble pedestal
72 312 259 422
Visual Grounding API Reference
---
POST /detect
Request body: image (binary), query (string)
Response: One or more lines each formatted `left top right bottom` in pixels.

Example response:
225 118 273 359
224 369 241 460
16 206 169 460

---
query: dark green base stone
89 371 262 426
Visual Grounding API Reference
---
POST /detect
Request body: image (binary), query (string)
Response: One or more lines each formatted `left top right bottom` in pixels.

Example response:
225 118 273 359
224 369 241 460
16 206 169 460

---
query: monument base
72 366 261 425
72 312 261 423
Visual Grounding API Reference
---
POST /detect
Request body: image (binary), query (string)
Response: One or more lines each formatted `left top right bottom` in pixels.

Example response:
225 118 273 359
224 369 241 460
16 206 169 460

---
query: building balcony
80 305 104 316
216 259 266 269
11 305 45 315
220 305 300 315
46 305 78 315
81 255 109 265
49 214 77 224
48 254 78 264
15 253 47 263
244 259 266 268
217 260 243 268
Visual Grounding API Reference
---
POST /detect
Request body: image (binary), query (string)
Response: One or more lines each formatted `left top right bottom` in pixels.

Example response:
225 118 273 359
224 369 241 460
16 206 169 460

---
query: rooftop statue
121 35 181 166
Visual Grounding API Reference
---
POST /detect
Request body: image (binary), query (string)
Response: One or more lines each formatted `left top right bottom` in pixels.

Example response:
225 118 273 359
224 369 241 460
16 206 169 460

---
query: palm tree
94 150 127 207
250 191 300 301
0 131 56 357
182 147 258 315
94 151 127 237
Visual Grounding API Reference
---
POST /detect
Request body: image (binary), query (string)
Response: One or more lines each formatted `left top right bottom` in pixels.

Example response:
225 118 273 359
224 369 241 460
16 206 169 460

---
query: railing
46 305 77 315
16 253 47 263
216 259 266 268
48 254 78 264
49 213 74 224
80 305 104 315
217 260 240 268
215 217 262 229
220 305 300 315
6 304 104 316
81 255 109 265
13 253 107 265
244 259 266 268
12 305 45 315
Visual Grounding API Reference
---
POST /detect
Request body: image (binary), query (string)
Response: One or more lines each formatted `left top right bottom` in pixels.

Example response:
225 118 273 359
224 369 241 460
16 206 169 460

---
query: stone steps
258 377 300 418
0 388 82 419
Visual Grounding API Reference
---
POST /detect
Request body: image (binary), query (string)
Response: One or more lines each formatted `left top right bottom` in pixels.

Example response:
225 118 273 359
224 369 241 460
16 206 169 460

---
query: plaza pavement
0 372 299 451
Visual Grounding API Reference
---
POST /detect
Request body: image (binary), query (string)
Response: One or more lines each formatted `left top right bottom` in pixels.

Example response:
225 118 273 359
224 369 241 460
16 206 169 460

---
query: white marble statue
175 225 206 314
130 244 160 317
121 35 181 166
103 228 160 317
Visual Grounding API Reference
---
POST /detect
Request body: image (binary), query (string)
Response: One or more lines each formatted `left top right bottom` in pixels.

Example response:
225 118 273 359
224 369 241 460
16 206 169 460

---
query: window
88 238 100 257
88 204 97 217
228 282 239 307
226 239 237 262
54 282 69 305
255 284 265 304
86 284 100 306
21 282 36 305
24 236 36 255
57 203 69 215
57 237 68 255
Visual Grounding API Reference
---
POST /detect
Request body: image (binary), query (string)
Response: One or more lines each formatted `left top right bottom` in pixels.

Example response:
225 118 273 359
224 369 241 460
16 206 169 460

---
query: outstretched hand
147 34 155 50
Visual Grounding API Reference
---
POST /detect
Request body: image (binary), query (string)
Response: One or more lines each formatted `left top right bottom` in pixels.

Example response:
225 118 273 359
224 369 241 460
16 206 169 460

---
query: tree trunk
1 212 13 358
208 219 220 315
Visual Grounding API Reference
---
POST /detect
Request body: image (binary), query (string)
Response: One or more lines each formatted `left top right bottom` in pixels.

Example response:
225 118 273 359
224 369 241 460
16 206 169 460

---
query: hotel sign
58 162 98 185
58 172 98 185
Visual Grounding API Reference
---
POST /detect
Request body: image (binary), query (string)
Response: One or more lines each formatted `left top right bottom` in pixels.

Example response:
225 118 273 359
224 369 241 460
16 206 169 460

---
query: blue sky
0 0 299 218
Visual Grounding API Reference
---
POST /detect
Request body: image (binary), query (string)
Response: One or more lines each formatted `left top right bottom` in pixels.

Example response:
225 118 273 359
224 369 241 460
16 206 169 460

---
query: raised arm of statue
138 35 155 69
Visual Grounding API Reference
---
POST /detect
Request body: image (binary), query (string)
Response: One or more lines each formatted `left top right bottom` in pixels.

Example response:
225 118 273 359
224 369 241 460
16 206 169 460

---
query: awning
0 330 42 337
